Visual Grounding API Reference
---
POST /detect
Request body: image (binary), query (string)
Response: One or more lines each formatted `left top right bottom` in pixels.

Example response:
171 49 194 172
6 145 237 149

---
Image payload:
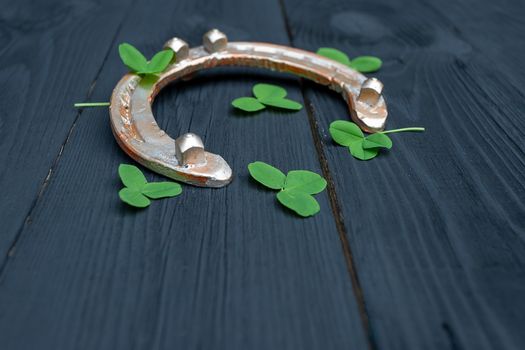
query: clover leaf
253 83 287 100
118 164 182 208
248 161 326 217
248 161 286 189
119 188 150 208
257 98 303 110
329 121 390 160
316 47 382 73
119 43 174 75
284 170 327 194
119 164 147 189
329 120 364 146
349 140 380 160
232 97 265 112
119 43 148 72
316 48 352 66
232 83 303 112
141 182 182 199
145 50 174 73
349 56 383 73
362 132 392 149
276 190 320 217
329 120 424 160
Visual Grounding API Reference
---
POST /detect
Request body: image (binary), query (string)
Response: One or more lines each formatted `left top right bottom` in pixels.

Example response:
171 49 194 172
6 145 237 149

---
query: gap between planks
276 0 377 349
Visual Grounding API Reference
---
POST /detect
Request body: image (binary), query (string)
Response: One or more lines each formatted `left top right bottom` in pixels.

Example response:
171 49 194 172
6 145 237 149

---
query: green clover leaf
253 83 287 100
118 164 182 208
349 140 380 160
232 97 266 112
248 161 286 189
317 47 382 73
316 48 352 66
119 164 147 189
329 120 425 161
248 161 326 217
139 50 174 74
329 120 364 146
329 121 382 160
118 43 174 75
362 133 392 149
232 83 303 112
349 56 383 73
257 98 303 110
119 43 148 72
119 188 151 208
276 190 320 217
141 182 182 199
284 170 327 194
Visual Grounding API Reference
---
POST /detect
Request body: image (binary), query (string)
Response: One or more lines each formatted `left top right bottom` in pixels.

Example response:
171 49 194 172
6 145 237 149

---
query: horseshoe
110 29 388 188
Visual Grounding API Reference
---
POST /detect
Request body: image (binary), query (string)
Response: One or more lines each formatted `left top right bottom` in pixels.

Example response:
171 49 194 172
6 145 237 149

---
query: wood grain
281 0 525 349
0 0 133 260
0 0 369 349
1 0 525 348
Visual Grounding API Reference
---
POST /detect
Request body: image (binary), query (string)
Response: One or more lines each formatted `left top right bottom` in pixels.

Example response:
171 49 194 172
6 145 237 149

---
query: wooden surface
0 0 524 349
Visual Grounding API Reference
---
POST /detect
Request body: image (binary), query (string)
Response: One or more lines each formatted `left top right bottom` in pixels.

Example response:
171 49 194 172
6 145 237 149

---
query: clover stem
74 102 111 108
380 127 425 134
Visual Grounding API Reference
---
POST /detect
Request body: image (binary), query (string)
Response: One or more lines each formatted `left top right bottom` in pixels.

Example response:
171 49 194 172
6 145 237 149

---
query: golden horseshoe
110 29 388 187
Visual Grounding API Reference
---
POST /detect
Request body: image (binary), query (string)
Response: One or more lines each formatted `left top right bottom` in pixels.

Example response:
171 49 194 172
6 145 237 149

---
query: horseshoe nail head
110 29 388 187
175 133 206 167
203 29 228 53
358 78 383 107
163 37 189 62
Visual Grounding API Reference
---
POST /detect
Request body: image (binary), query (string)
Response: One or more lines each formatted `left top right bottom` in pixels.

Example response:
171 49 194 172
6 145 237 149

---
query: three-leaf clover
329 120 424 160
118 164 182 208
232 83 303 112
248 161 327 217
119 43 174 75
317 48 382 73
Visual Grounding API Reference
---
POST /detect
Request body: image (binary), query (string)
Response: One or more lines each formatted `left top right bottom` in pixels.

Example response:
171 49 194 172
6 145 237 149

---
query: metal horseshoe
109 29 388 188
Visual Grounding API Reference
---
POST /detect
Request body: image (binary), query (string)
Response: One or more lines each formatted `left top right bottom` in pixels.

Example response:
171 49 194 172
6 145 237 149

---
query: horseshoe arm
109 30 388 187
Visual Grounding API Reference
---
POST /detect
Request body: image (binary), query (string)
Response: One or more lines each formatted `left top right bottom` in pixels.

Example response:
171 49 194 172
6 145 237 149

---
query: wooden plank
0 0 133 259
281 0 525 349
424 0 525 92
0 0 370 349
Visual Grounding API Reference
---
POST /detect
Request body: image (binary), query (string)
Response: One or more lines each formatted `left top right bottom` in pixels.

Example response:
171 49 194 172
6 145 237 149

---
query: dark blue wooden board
0 0 524 349
0 0 134 261
0 0 367 349
282 0 525 349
